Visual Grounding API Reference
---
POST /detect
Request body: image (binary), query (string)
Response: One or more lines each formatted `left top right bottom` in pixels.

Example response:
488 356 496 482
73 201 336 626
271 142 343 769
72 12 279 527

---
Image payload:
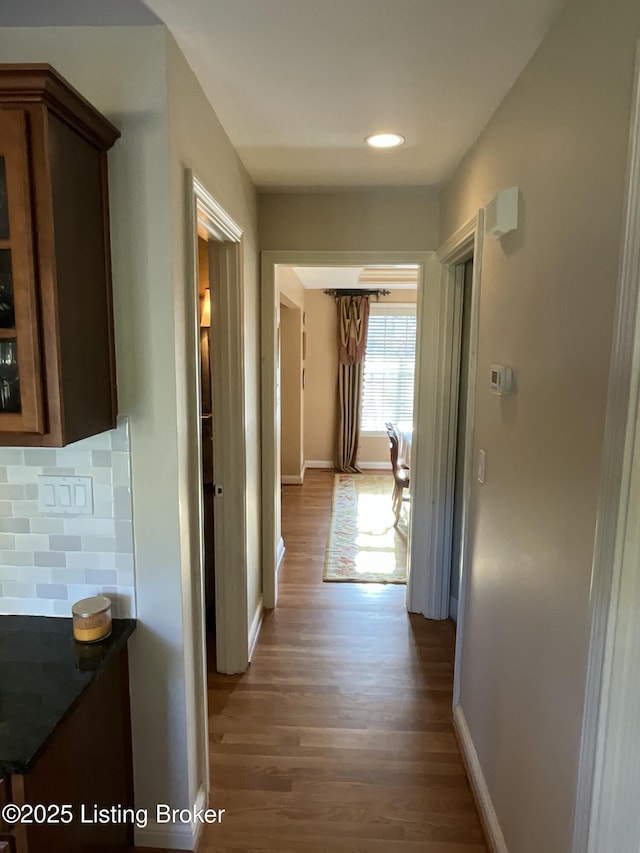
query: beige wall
0 24 261 829
276 268 305 480
278 265 306 308
280 304 303 478
304 289 417 465
259 188 439 252
439 0 640 850
259 189 433 474
0 23 189 815
166 31 261 810
304 290 338 463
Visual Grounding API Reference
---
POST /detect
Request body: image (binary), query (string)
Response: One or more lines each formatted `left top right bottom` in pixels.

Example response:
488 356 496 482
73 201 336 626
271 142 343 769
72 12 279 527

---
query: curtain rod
323 289 391 299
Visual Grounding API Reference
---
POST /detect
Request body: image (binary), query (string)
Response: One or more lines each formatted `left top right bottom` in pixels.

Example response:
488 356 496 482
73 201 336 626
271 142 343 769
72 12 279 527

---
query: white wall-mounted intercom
490 364 514 395
486 187 519 239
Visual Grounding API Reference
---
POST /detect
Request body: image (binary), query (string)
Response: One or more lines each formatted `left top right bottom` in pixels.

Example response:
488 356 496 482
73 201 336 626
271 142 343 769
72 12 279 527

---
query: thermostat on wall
490 364 514 395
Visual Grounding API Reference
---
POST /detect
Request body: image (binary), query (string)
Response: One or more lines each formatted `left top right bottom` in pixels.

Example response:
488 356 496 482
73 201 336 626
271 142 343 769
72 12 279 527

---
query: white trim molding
453 706 508 853
194 177 243 243
424 214 485 722
181 172 250 851
304 460 390 471
276 536 286 573
573 44 640 853
248 598 263 661
437 216 478 264
281 474 304 485
419 214 483 632
205 231 249 676
134 784 209 851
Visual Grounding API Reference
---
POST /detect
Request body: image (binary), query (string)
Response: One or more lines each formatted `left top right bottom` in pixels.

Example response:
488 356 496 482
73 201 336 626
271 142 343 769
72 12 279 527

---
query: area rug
323 473 407 584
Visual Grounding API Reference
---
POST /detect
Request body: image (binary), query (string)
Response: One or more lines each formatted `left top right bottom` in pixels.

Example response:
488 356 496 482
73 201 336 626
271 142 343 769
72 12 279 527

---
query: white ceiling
142 0 565 188
292 266 418 290
0 0 160 27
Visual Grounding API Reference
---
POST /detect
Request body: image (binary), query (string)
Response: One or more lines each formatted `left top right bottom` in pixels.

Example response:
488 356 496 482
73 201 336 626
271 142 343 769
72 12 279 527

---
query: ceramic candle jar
72 596 112 643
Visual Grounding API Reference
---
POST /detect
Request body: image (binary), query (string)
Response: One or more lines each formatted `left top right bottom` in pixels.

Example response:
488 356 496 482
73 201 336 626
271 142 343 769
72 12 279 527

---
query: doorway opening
182 173 251 832
448 257 474 623
261 251 436 612
187 177 249 677
434 212 484 707
196 234 216 667
280 266 418 587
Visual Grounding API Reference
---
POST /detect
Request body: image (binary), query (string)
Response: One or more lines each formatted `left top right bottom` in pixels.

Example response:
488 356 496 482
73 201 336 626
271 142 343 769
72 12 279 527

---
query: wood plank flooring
196 470 486 852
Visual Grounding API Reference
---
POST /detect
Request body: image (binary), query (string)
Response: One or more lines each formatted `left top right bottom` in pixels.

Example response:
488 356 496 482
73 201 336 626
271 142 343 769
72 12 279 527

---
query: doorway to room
196 235 217 666
265 257 429 605
188 181 249 678
279 264 417 477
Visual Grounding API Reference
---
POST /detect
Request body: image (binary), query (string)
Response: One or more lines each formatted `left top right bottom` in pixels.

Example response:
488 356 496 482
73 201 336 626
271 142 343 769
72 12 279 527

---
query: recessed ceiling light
365 132 405 149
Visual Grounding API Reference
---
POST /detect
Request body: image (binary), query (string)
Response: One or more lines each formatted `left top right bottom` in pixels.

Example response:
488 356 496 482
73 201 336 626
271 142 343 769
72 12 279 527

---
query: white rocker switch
38 476 94 515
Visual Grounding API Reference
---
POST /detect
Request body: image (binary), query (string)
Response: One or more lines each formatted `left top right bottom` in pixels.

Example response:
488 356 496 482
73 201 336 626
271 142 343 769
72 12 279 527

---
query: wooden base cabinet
0 64 120 446
0 647 134 853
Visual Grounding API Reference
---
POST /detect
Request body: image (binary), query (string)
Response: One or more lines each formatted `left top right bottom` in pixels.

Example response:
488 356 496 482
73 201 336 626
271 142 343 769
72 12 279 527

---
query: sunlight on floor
358 583 388 598
354 491 402 574
354 549 396 574
356 493 395 534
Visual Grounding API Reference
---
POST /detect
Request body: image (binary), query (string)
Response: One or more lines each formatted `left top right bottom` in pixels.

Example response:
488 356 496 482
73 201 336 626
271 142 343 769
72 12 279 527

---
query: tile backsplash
0 417 135 618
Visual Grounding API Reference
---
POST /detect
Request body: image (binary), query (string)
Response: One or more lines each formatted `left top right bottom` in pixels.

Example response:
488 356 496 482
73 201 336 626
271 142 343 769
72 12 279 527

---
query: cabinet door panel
0 249 15 328
0 157 9 241
0 109 45 434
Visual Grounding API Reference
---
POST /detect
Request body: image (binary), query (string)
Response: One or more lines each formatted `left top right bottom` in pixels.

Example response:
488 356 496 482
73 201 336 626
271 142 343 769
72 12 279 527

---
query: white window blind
361 306 416 432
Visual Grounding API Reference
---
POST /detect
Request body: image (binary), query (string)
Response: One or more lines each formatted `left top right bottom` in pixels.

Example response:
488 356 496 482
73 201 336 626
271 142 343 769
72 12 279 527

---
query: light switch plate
38 476 94 515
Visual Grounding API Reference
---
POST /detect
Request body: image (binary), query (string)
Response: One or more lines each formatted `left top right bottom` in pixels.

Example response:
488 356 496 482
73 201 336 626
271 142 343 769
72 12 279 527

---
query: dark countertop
0 615 135 775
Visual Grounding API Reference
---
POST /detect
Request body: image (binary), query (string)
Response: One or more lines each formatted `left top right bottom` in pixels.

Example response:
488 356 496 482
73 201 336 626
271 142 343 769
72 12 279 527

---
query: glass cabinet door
0 109 45 434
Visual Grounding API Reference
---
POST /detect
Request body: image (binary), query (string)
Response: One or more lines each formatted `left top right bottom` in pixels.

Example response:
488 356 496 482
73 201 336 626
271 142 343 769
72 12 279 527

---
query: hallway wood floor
199 470 486 852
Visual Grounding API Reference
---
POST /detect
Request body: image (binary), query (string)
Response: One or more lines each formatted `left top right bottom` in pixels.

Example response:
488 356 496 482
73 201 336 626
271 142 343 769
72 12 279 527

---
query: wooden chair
385 422 410 524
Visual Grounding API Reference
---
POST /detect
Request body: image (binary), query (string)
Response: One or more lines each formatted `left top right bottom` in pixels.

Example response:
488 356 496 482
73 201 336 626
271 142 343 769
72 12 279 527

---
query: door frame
428 214 484 624
187 174 249 676
182 171 250 828
260 250 436 612
572 43 640 853
434 213 484 696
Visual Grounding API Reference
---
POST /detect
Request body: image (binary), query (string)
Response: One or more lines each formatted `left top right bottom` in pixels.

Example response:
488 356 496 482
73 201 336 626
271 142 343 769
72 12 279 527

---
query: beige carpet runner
323 473 407 584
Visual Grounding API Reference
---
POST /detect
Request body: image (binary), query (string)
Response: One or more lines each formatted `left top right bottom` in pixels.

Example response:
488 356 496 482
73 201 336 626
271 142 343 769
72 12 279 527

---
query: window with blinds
361 306 417 432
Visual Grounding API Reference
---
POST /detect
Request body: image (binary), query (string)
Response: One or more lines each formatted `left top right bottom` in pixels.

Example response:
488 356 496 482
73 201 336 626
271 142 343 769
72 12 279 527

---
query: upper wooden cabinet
0 64 120 446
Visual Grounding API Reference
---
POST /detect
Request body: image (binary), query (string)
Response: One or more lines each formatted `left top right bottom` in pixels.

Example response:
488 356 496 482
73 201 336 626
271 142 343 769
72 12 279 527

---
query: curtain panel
336 295 370 472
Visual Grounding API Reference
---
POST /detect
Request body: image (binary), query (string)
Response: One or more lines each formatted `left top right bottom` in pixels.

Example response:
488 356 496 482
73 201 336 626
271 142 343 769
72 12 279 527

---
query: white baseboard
305 460 334 469
248 596 263 661
276 536 286 573
134 785 208 851
281 474 304 484
449 595 458 622
453 705 508 853
305 460 390 471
